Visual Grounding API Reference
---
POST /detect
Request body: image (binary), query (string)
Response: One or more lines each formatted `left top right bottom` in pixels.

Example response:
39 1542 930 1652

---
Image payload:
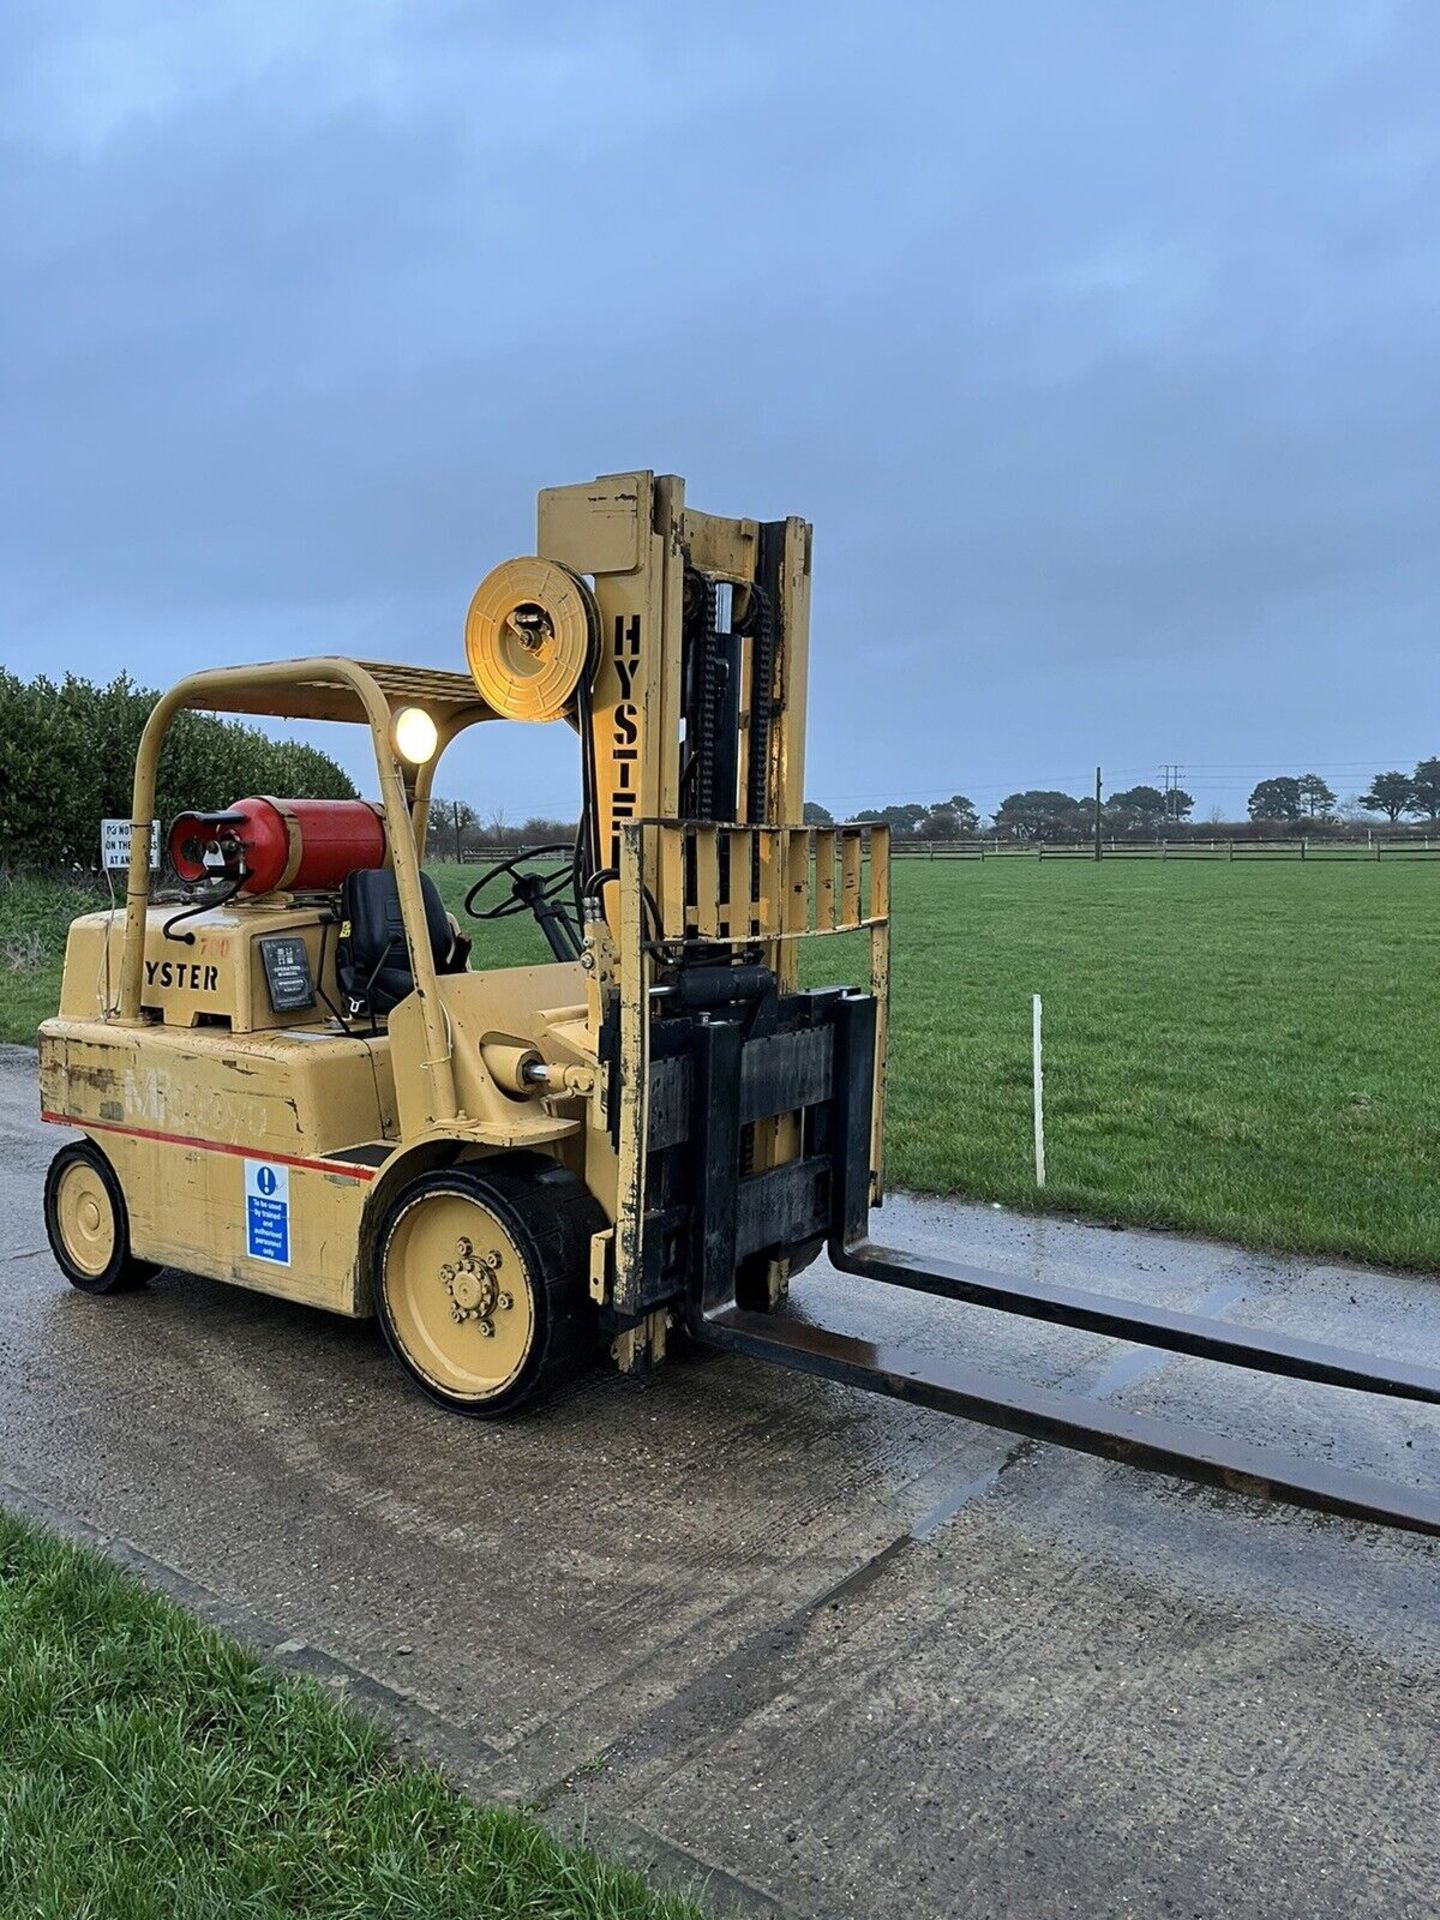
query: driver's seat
336 869 468 1019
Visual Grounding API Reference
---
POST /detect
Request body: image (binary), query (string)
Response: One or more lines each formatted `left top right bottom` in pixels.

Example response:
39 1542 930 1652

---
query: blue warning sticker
244 1159 291 1265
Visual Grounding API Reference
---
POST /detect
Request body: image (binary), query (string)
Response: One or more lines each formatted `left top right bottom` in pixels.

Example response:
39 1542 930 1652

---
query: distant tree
1297 773 1337 820
462 810 578 852
888 804 930 833
914 795 979 838
852 803 929 834
1108 784 1167 824
430 797 483 858
921 807 962 838
431 798 477 832
802 800 834 825
1410 757 1440 820
1359 771 1415 824
1247 776 1303 822
516 815 578 841
993 790 1083 840
1112 784 1194 824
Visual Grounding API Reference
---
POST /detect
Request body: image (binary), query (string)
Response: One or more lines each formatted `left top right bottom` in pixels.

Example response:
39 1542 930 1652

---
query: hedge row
0 671 356 870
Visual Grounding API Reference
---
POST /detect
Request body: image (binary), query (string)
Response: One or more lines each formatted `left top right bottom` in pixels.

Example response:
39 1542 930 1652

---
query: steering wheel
463 844 576 921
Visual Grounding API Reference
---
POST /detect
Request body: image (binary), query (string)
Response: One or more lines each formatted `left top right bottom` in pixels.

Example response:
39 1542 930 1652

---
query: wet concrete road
3 1041 1438 1918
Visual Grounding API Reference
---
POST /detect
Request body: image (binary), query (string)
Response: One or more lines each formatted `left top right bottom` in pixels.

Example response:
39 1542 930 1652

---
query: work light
392 705 438 764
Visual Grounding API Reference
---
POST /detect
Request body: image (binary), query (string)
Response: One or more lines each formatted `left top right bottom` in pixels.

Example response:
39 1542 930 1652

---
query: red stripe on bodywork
40 1111 379 1181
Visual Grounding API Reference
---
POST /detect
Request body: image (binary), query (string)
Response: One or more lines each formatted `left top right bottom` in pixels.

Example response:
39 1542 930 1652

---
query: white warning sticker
244 1159 291 1266
101 819 161 871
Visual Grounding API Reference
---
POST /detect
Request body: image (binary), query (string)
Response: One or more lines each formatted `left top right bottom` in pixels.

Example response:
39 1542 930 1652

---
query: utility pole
453 800 463 864
1160 763 1184 824
1094 766 1103 860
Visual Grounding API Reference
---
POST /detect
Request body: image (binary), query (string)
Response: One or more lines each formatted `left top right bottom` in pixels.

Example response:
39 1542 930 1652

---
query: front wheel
44 1141 158 1295
373 1158 600 1417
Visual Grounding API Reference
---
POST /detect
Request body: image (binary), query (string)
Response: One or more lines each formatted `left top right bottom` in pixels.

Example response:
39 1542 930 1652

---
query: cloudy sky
4 1 1438 822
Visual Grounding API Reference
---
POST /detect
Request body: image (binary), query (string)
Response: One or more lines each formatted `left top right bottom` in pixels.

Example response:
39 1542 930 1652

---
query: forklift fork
686 994 1440 1538
697 1291 1440 1539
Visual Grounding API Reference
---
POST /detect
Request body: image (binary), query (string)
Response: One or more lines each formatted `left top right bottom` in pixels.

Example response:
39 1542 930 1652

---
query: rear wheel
373 1158 599 1417
44 1141 157 1295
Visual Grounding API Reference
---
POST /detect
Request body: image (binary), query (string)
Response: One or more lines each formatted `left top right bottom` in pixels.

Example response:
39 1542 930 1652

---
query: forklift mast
537 474 812 905
484 474 888 1343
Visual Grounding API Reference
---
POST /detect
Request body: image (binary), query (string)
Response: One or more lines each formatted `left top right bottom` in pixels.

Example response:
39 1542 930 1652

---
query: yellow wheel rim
382 1190 537 1401
56 1161 117 1278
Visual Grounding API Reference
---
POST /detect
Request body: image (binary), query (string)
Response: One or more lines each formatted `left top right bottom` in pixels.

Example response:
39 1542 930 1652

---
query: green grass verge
0 870 108 1047
8 859 1438 1269
0 1505 703 1919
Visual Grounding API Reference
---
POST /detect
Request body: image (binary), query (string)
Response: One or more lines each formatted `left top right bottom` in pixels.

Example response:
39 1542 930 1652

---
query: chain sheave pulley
464 557 600 723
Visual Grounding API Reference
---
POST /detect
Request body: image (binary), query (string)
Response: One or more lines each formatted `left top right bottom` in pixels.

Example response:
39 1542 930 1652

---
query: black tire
44 1140 158 1295
373 1155 602 1418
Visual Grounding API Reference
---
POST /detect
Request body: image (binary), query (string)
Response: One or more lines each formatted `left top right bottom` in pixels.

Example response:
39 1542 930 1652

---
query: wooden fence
888 836 1440 861
451 847 570 865
444 836 1440 867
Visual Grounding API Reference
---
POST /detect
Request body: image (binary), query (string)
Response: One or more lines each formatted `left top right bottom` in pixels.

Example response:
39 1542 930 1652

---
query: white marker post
1032 993 1046 1188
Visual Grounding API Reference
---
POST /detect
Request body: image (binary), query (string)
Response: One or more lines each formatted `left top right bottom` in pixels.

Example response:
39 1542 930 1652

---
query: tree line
800 760 1440 841
1256 762 1440 824
429 798 579 858
811 787 1194 841
1 670 356 870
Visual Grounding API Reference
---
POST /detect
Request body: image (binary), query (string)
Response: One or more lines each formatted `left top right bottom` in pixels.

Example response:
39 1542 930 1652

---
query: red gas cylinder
168 797 386 896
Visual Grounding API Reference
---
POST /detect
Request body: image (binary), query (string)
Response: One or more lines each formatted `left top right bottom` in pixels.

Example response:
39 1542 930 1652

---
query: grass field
0 1506 702 1919
6 860 1437 1270
848 858 1440 1271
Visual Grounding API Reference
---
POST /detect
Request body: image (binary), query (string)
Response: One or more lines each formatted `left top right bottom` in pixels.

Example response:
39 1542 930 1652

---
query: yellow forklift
37 471 1440 1535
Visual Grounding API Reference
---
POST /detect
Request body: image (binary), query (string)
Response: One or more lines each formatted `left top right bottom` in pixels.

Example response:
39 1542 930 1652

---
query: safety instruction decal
101 818 161 871
245 1160 291 1265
